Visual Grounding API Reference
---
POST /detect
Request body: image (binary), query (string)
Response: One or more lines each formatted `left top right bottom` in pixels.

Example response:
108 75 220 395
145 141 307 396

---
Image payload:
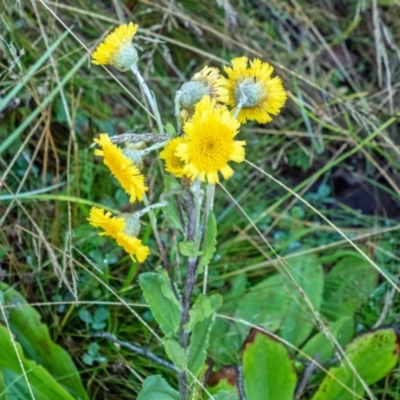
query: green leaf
187 295 222 378
242 329 297 400
211 391 238 400
162 175 185 232
139 271 180 338
185 294 222 331
235 254 323 347
208 300 243 366
163 174 181 191
0 371 8 400
163 197 184 232
277 254 323 347
197 212 217 275
312 328 399 400
165 122 177 137
137 375 180 400
0 283 88 400
179 241 202 257
93 308 109 323
301 317 354 363
78 309 93 324
163 339 186 371
322 254 378 320
0 325 76 399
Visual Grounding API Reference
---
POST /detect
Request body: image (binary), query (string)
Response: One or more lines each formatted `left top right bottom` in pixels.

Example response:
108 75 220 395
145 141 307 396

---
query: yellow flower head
94 134 148 203
159 137 188 178
179 66 228 115
88 207 125 238
115 233 150 263
88 207 149 263
220 56 286 124
92 22 139 71
176 96 246 184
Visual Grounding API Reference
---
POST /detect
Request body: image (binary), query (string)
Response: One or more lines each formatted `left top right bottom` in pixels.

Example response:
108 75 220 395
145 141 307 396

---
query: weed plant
0 1 400 399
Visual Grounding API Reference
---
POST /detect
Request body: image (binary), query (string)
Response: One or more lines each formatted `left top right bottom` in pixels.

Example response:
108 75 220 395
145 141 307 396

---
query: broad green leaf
197 212 217 275
187 295 222 377
0 283 88 400
322 254 378 320
139 271 180 338
137 375 180 400
163 339 186 371
234 273 286 332
235 254 323 347
277 254 323 347
185 294 222 331
0 325 76 399
242 329 297 400
301 317 354 363
179 240 202 257
312 328 399 399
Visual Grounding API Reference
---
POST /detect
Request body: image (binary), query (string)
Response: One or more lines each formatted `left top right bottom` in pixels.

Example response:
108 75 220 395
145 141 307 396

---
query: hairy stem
177 179 203 399
143 194 179 300
131 66 165 135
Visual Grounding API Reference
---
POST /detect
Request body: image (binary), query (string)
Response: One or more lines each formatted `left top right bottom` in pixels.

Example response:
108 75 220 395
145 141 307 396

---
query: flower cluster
161 57 286 183
90 22 287 260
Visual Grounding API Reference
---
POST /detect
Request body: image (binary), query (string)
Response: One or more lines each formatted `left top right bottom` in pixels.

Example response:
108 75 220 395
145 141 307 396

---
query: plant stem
202 183 215 294
131 65 165 135
142 193 178 300
177 179 203 400
174 90 183 134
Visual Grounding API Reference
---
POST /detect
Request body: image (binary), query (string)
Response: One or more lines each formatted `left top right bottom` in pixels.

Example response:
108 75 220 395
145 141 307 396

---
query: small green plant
82 342 107 366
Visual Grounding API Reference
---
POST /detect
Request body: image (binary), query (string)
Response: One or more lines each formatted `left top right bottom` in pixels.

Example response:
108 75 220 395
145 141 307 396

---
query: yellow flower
94 134 148 203
220 56 286 123
88 207 125 238
179 66 228 118
92 22 139 71
176 96 245 184
88 207 149 263
159 137 188 178
115 233 150 263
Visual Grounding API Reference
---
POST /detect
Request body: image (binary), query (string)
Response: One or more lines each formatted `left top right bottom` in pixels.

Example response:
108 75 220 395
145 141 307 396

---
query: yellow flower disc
220 56 287 123
159 137 188 178
94 134 148 203
176 96 246 184
92 22 139 70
